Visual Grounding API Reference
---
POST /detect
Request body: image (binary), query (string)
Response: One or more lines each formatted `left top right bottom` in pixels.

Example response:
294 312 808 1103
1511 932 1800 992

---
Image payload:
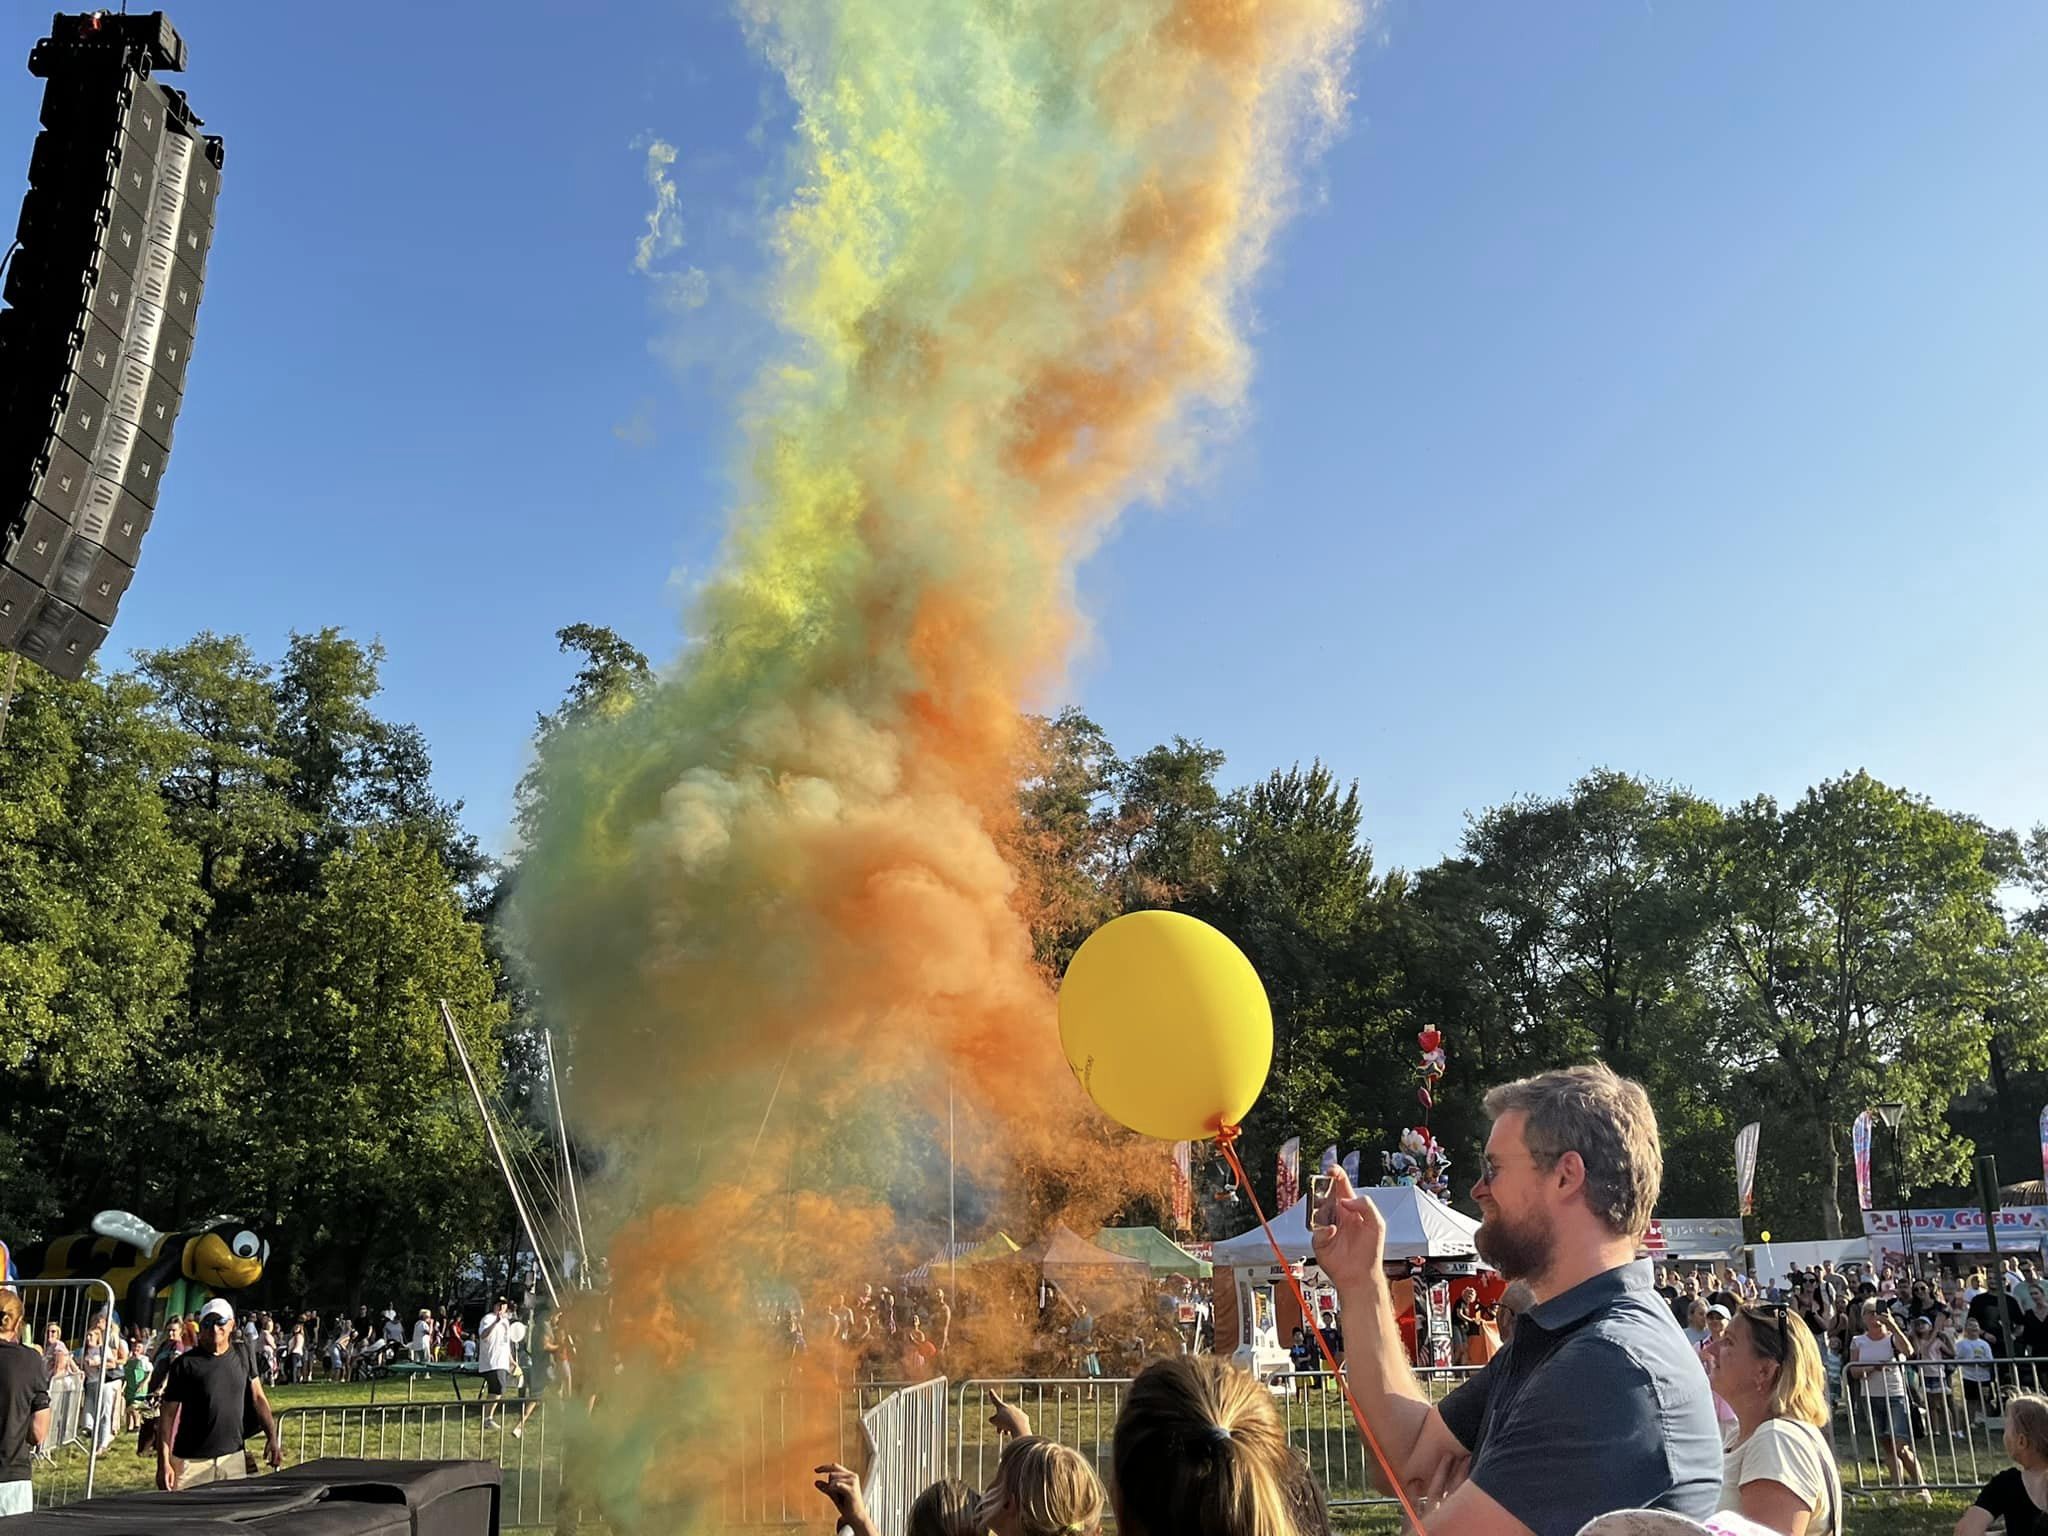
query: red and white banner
1170 1141 1193 1231
1734 1122 1761 1217
1276 1137 1302 1211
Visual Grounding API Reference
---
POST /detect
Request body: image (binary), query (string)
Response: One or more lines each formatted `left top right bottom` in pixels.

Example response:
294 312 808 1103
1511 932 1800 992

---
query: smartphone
1310 1173 1334 1206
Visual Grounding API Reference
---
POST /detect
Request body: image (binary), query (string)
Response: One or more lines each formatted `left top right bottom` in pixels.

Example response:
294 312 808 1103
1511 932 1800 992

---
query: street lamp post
1875 1102 1914 1280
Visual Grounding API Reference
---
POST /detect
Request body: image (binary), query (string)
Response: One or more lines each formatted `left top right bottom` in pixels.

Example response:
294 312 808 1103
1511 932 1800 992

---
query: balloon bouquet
1059 910 1429 1532
1394 1027 1454 1199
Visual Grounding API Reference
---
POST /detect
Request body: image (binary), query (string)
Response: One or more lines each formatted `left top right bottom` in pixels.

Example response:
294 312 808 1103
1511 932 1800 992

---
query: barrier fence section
721 1383 898 1528
15 1277 120 1509
953 1370 1481 1512
860 1378 949 1536
273 1400 557 1527
1833 1351 2048 1500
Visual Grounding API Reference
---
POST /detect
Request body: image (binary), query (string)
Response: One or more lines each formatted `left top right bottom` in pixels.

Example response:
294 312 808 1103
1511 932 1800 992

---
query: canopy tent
966 1232 1021 1263
1091 1226 1213 1279
1010 1225 1152 1284
902 1232 1019 1286
1211 1186 1480 1266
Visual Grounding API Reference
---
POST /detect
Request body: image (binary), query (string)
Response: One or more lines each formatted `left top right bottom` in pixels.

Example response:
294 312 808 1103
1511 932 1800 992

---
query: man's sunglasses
197 1317 229 1329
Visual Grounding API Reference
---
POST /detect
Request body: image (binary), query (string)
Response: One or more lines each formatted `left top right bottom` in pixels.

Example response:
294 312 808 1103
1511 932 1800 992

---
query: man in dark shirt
2018 1291 2048 1364
157 1298 282 1490
1315 1064 1719 1536
0 1288 52 1518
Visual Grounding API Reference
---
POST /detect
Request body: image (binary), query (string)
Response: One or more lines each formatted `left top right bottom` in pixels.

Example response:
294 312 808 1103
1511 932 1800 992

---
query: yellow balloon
1058 911 1273 1141
1761 1231 1772 1243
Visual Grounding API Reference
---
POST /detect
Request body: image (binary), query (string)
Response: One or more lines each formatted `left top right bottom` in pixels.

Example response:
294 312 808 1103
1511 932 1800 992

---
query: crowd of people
802 1064 2048 1536
15 1062 2048 1533
0 1286 590 1510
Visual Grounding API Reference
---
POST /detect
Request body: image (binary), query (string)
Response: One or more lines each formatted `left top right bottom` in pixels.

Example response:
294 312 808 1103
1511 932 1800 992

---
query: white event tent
1212 1184 1480 1266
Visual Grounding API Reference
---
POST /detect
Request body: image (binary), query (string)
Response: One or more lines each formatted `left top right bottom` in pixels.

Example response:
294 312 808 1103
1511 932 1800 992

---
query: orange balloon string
1215 1127 1430 1534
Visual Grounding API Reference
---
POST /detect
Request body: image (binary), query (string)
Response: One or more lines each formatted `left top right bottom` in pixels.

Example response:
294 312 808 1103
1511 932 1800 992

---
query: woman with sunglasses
1707 1305 1842 1536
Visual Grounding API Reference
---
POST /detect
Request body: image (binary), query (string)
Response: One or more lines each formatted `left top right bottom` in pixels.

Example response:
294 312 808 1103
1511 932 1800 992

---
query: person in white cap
156 1298 282 1490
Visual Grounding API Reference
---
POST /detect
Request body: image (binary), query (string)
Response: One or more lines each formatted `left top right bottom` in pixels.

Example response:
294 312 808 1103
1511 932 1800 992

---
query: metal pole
441 999 560 1309
1980 1155 2006 1350
540 1028 591 1287
1895 1124 1916 1280
949 1073 958 1299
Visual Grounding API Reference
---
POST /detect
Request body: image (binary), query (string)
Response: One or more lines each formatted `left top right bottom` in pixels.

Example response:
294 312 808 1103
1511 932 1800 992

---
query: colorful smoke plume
517 0 1362 1523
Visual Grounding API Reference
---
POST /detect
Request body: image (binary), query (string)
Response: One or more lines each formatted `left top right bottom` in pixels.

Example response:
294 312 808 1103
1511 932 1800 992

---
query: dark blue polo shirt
1436 1260 1720 1536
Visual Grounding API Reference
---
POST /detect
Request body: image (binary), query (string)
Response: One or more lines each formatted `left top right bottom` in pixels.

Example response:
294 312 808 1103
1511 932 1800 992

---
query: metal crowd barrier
1833 1351 2048 1500
11 1277 121 1509
953 1369 1484 1511
273 1399 558 1527
721 1382 899 1528
860 1378 949 1536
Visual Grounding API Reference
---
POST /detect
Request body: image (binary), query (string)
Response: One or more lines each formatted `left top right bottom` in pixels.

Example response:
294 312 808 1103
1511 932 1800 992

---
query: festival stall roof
1212 1186 1479 1266
1010 1225 1153 1283
1091 1226 1213 1279
903 1232 1020 1285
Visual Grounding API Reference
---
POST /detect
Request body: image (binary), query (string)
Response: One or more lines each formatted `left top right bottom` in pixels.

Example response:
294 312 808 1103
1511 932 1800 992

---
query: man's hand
986 1389 1030 1439
265 1434 285 1470
157 1458 179 1492
813 1464 877 1536
1312 1164 1388 1292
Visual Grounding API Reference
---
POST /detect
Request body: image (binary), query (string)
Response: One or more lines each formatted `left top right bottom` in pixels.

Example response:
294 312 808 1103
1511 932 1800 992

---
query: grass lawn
32 1374 564 1512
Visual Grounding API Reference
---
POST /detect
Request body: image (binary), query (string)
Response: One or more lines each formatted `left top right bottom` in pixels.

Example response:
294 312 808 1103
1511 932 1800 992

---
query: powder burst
517 0 1362 1524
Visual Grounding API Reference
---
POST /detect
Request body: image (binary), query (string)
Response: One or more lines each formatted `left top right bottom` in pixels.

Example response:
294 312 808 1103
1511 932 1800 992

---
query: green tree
0 662 202 1234
1105 737 1229 911
1703 772 2021 1236
1012 708 1120 973
213 828 513 1302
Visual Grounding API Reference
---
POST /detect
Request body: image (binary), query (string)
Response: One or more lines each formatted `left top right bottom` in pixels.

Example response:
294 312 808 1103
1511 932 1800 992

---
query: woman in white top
1708 1304 1843 1536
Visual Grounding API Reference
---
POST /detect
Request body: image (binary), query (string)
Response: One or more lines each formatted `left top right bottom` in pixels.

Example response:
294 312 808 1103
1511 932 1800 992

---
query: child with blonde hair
977 1435 1103 1536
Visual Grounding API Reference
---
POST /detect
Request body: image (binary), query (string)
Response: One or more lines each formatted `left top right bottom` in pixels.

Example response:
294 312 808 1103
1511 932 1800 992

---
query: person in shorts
1847 1302 1925 1497
476 1299 516 1429
156 1299 281 1491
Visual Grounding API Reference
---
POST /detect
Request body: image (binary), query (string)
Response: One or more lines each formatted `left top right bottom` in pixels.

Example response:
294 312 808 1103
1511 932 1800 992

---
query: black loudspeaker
0 11 221 678
3 1459 501 1536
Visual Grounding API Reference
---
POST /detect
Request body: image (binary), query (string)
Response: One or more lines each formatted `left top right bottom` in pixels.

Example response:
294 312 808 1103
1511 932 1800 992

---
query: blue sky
5 3 2043 874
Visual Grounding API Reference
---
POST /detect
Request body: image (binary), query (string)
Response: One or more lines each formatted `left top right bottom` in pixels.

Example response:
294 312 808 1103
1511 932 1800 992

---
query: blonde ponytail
1112 1357 1300 1536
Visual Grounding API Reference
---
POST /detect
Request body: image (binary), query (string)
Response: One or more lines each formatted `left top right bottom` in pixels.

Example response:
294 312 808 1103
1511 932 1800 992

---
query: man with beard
1313 1064 1719 1536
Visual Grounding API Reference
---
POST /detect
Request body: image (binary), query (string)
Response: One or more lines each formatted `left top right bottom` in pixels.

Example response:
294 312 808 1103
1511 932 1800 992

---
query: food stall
1210 1185 1489 1376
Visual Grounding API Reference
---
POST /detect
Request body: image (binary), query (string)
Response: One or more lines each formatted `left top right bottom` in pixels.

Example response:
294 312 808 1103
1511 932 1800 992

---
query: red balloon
1418 1028 1443 1053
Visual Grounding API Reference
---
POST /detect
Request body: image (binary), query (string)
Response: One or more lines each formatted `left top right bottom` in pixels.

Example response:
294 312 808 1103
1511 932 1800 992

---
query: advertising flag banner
1852 1112 1874 1212
1171 1141 1193 1231
1276 1137 1302 1211
1735 1121 1762 1217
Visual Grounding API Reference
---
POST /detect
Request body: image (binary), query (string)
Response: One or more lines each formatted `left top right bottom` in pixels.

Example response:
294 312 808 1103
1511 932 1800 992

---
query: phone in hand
1310 1173 1334 1207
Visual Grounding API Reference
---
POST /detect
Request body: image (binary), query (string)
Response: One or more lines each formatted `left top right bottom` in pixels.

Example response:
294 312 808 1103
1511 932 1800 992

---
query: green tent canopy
1091 1226 1212 1279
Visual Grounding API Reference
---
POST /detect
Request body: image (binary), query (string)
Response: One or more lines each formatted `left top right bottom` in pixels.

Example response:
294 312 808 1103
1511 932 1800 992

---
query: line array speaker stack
0 10 221 679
